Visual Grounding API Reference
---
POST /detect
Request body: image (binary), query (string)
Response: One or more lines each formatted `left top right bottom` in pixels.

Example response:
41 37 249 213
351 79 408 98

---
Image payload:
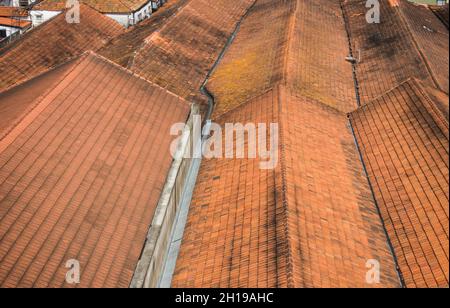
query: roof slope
0 52 190 288
350 79 449 288
0 4 123 92
398 0 449 93
172 0 401 288
0 6 28 17
430 4 449 29
209 0 357 116
172 85 400 288
0 17 31 28
34 0 151 13
341 0 448 104
99 0 190 68
128 0 255 104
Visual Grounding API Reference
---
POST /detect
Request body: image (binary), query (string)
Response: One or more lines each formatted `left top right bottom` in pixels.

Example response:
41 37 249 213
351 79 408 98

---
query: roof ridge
0 52 91 153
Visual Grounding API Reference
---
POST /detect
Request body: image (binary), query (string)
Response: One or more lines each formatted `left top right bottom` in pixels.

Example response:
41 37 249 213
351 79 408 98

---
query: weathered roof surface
0 6 28 17
342 0 448 104
0 59 78 137
350 78 449 288
99 0 189 68
209 0 357 117
399 0 449 93
172 85 400 288
128 0 255 105
172 0 401 288
34 0 151 13
0 52 190 288
430 4 449 29
0 17 31 28
0 4 123 92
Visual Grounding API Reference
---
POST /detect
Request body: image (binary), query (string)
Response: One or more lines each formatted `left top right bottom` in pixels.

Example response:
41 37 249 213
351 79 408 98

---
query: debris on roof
0 52 190 288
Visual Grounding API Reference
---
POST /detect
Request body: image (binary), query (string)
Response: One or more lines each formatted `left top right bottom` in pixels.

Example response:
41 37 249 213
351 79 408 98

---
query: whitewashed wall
30 10 61 27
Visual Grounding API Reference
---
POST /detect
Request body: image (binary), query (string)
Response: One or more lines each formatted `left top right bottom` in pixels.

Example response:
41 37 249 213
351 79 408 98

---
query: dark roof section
399 0 449 93
341 0 448 104
172 0 401 288
350 78 449 288
99 0 190 68
0 4 123 92
0 52 191 288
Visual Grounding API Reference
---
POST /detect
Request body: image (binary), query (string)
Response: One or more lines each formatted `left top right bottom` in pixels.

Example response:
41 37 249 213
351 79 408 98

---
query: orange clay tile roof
34 0 151 13
398 0 449 93
128 0 255 105
0 58 78 137
209 0 358 117
430 4 449 29
350 79 449 288
341 0 449 105
0 52 190 288
172 0 402 288
99 0 189 68
0 17 31 28
0 4 123 93
172 85 401 288
0 6 28 18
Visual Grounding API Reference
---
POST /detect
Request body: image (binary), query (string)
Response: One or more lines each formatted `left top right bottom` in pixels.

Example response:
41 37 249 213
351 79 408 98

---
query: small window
0 30 7 38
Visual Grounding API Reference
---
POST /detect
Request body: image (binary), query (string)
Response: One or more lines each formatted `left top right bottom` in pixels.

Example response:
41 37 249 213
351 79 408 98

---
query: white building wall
30 10 61 27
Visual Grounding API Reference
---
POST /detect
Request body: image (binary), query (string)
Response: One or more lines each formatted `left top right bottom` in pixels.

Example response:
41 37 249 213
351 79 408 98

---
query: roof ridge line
0 52 91 153
92 51 192 106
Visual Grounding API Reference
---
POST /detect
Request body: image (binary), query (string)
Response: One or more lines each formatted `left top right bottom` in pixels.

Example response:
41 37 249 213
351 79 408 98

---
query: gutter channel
157 0 258 287
339 0 406 288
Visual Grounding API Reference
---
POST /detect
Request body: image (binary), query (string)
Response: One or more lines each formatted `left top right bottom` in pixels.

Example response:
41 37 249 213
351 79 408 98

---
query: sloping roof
34 0 151 14
128 0 255 105
0 52 190 288
172 0 401 288
99 0 189 68
0 58 78 137
0 6 28 17
349 79 449 288
0 4 123 92
172 85 400 288
209 0 357 117
430 4 449 29
341 0 449 104
399 0 449 93
0 17 31 28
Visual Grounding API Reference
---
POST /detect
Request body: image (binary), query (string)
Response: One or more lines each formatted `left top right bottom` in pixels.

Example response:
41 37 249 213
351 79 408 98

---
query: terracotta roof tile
350 79 449 288
172 85 400 288
0 4 124 92
341 0 448 104
0 52 190 288
0 17 31 28
398 0 449 93
99 0 189 68
35 0 152 14
430 4 449 29
0 7 28 18
129 0 255 105
209 0 357 116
